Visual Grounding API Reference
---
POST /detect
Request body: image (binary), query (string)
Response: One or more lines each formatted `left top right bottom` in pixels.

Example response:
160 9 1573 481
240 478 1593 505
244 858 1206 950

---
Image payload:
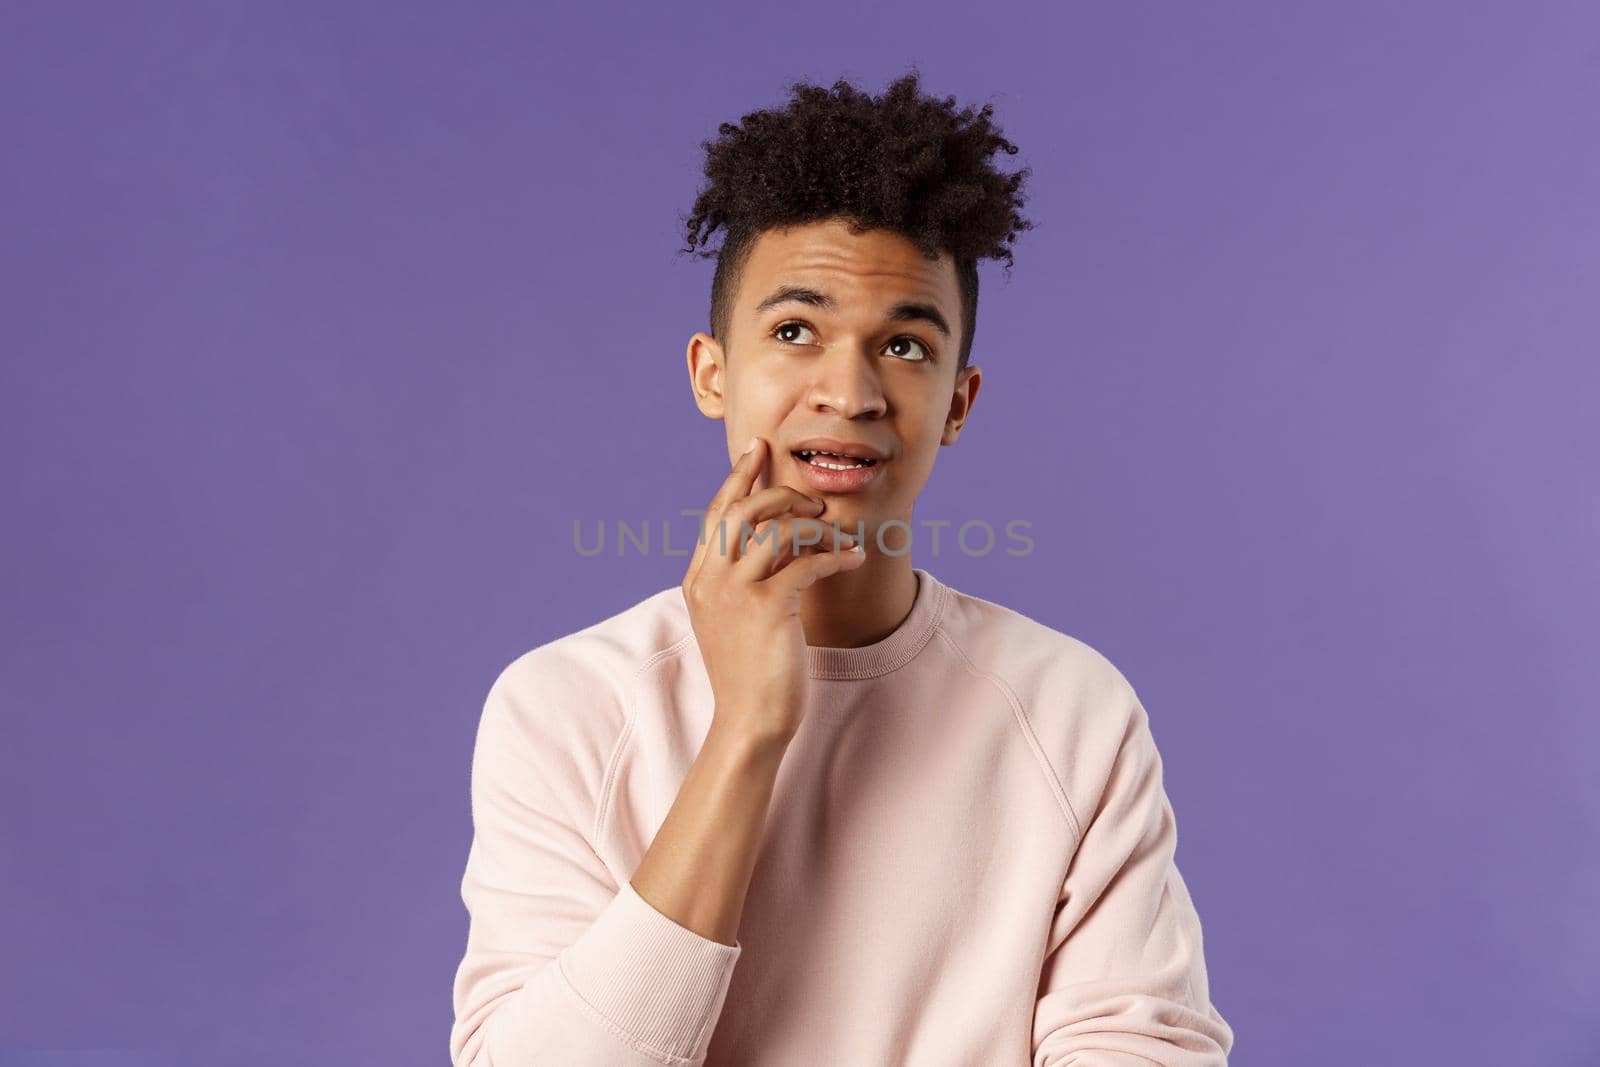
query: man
450 70 1234 1065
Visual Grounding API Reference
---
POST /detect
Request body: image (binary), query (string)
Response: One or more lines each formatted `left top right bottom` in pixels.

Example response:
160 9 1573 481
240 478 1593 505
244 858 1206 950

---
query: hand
682 435 867 744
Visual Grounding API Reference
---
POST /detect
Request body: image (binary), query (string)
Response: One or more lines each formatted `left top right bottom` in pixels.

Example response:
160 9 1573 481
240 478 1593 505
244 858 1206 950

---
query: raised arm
449 658 781 1066
451 435 864 1064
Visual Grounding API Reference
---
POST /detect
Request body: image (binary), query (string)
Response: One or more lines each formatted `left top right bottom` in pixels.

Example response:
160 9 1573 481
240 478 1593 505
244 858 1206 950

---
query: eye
772 320 933 362
886 335 932 362
772 320 818 345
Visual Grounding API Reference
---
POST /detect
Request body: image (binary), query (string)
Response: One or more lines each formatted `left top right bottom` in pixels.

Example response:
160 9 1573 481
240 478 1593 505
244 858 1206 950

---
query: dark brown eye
772 321 929 361
889 336 931 361
773 321 817 344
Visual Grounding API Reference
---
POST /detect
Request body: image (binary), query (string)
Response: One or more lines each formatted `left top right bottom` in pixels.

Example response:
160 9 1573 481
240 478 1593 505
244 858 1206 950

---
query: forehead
737 218 959 316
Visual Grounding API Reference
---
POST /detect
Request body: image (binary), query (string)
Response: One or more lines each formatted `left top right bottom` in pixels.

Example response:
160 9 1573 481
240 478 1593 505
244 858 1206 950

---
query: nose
806 345 887 419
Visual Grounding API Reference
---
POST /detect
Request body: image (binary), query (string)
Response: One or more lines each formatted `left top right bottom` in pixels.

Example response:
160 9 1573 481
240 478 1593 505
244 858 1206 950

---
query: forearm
629 713 788 946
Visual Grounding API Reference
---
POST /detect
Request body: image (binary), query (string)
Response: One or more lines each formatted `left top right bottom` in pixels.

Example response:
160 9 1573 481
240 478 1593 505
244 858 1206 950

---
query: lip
788 448 886 494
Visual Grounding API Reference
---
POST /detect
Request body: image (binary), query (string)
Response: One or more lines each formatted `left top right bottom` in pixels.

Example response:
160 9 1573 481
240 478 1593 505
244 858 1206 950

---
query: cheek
894 439 941 483
727 372 796 417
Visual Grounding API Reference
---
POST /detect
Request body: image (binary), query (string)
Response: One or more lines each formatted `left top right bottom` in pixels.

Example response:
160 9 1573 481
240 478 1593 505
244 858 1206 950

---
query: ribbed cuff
557 880 743 1061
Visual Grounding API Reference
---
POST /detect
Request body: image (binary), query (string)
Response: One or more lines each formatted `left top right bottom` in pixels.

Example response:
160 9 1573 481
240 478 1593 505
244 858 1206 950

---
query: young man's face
687 216 982 544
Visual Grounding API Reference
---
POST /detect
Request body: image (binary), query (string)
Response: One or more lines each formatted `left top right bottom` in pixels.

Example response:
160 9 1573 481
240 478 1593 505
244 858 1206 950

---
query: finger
736 515 859 580
720 495 832 575
766 538 868 594
688 435 770 582
753 438 771 495
717 485 826 561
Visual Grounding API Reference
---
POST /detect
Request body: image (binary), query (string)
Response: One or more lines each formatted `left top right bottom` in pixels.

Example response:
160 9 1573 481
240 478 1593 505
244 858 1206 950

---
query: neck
798 552 918 649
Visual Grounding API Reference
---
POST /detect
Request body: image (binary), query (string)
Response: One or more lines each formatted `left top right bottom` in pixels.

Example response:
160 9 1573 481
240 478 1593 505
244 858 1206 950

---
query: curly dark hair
676 69 1035 375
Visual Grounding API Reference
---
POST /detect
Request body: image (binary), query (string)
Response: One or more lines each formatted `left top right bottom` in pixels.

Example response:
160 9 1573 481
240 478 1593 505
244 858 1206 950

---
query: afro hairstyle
677 69 1035 375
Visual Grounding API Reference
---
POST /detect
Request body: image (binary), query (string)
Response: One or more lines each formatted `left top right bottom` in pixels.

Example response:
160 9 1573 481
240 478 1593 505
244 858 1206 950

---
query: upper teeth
799 450 872 469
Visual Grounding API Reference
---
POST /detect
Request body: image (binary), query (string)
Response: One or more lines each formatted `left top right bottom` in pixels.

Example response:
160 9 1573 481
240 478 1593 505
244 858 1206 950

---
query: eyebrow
753 284 952 339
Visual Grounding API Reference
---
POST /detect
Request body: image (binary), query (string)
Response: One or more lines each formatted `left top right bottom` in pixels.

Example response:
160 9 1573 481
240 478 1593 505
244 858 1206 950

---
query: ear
941 364 982 446
687 331 728 420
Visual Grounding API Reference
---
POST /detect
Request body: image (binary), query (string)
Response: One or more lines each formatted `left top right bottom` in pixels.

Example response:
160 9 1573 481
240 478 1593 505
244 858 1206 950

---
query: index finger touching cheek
711 435 763 512
691 435 765 575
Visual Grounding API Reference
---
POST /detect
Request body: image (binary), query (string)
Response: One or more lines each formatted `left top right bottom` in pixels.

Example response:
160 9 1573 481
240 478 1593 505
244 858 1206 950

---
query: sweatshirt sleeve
449 651 743 1066
1030 687 1235 1066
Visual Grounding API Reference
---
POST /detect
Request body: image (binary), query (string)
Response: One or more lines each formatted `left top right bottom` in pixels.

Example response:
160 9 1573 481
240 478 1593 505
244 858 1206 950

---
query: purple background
3 2 1596 1064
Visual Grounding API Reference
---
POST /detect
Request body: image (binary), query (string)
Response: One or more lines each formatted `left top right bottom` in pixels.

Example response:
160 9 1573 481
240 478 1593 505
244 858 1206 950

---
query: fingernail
743 436 759 454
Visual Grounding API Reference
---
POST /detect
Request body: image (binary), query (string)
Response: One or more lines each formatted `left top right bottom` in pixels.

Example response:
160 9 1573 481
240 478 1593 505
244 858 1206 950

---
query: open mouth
792 449 880 471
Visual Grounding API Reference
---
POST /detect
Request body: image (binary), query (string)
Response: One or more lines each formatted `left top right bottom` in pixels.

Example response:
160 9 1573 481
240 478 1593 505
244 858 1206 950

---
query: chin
818 505 876 533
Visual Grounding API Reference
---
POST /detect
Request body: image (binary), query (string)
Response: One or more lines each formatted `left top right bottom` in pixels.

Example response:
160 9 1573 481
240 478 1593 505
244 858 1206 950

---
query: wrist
707 711 794 762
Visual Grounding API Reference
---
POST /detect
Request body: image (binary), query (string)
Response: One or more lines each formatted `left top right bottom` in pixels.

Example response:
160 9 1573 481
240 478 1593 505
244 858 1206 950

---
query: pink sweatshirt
449 566 1234 1065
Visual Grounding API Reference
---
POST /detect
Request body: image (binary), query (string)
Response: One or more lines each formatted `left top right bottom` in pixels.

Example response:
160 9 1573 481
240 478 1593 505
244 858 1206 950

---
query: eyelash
771 320 933 362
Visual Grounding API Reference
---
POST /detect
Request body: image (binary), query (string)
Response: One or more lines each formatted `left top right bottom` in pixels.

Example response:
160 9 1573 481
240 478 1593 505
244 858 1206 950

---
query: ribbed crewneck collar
805 566 947 681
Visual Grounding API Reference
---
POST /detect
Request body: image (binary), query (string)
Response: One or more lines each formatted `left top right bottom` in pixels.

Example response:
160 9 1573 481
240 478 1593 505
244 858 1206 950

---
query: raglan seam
592 627 698 844
931 625 1084 848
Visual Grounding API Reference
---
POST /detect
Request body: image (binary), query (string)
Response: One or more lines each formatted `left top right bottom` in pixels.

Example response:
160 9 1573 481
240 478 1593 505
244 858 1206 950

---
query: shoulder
934 581 1150 837
487 581 695 713
470 582 696 817
935 581 1139 717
